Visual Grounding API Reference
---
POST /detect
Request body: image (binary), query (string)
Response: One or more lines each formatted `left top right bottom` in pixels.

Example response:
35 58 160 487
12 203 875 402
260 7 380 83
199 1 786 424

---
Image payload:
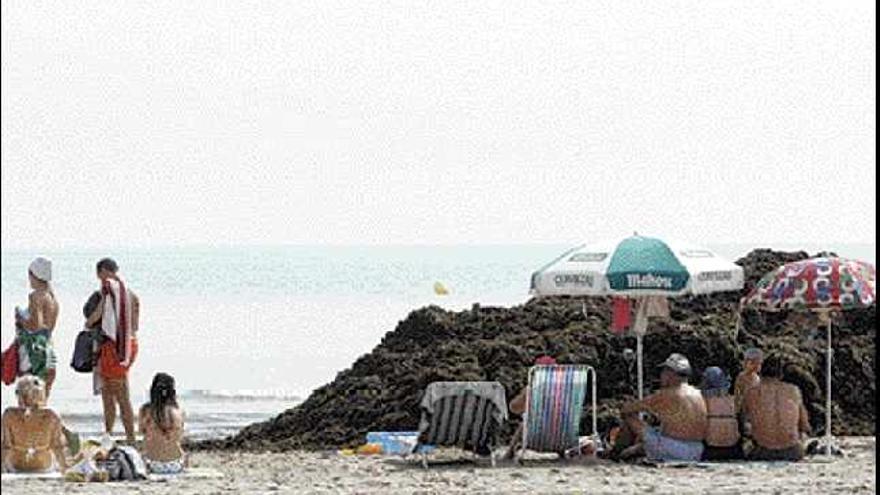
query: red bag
611 297 631 334
1 341 19 385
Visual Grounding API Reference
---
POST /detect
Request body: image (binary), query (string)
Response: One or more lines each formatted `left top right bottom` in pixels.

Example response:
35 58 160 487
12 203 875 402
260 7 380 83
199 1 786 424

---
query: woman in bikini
139 373 186 474
1 376 68 473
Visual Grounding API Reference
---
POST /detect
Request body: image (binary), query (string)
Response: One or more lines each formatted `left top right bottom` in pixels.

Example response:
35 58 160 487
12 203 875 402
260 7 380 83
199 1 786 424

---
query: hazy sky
2 1 875 249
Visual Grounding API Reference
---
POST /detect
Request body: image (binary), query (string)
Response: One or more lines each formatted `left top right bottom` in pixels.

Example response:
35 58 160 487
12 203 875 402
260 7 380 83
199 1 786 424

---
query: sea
1 243 874 440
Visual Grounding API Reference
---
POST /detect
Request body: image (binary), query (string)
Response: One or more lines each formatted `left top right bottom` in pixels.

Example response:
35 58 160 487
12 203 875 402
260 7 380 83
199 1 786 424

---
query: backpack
98 446 148 481
71 329 100 373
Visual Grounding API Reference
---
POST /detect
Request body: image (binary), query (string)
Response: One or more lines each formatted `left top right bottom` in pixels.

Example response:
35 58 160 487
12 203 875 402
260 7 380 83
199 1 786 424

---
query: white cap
28 257 52 282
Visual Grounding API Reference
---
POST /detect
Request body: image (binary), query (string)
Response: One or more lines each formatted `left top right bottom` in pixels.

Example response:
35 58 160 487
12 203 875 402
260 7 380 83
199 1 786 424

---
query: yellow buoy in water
433 282 449 295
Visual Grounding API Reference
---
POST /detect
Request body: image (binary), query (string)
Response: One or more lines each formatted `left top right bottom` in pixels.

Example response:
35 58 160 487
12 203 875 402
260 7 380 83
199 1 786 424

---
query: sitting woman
1 376 68 473
700 366 743 461
139 373 186 474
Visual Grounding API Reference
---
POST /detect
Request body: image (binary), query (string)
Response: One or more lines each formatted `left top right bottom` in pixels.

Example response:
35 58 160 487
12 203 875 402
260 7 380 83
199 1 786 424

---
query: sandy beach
2 436 874 494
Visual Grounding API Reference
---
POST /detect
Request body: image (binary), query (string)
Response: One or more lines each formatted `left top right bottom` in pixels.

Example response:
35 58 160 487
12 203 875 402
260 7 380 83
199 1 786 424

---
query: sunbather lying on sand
1 376 68 473
609 353 708 462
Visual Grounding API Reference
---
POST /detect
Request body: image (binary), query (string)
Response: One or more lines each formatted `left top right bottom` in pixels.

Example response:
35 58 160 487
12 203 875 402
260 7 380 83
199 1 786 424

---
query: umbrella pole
637 334 644 401
825 314 833 455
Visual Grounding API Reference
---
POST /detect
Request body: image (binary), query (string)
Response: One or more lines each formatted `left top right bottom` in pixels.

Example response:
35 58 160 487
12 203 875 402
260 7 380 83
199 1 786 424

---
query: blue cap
700 366 731 391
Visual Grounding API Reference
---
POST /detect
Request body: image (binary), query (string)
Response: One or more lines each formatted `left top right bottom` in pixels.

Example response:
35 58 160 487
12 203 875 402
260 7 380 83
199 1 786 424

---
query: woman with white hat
14 257 60 398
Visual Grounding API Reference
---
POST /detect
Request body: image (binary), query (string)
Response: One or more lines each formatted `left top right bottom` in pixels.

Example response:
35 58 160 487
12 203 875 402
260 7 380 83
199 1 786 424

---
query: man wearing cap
613 353 707 462
14 257 60 398
734 348 763 414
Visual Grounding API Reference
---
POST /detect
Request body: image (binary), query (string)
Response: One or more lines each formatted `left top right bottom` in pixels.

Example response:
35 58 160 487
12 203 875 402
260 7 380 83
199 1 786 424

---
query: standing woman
139 373 186 474
14 257 59 399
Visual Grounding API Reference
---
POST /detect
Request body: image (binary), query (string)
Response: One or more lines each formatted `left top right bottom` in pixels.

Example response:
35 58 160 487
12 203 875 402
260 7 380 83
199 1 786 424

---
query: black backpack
72 291 105 373
70 329 100 373
98 446 148 481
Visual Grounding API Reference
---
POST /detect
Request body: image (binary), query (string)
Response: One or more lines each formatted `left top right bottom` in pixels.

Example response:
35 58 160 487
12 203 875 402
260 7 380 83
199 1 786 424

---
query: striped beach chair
414 381 508 468
519 365 598 460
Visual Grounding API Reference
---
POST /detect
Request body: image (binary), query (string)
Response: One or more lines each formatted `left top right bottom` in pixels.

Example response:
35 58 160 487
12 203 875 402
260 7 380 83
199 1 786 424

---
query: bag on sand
98 446 148 481
1 341 18 385
71 329 100 373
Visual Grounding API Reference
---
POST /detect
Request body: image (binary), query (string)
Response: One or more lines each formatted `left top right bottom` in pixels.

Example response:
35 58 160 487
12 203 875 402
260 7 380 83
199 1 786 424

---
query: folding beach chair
413 381 508 468
518 364 598 461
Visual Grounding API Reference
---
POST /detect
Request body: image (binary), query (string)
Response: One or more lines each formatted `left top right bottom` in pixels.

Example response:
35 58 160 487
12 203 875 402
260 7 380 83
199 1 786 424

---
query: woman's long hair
148 373 178 432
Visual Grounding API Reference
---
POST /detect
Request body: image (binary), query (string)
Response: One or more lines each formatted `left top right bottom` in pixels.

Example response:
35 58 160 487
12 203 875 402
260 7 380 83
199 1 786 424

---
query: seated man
742 352 811 461
503 355 557 459
612 353 707 462
1 376 68 473
700 366 742 460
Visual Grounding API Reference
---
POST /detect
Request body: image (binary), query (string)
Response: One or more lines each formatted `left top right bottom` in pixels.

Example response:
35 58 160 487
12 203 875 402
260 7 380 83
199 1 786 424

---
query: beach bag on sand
71 329 100 373
1 341 18 385
98 446 147 481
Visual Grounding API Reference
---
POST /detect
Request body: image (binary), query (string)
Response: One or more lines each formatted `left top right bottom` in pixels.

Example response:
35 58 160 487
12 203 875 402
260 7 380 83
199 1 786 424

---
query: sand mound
198 249 875 451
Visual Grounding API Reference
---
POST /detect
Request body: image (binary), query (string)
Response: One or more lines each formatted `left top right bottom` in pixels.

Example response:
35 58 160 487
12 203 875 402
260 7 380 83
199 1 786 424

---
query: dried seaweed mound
197 249 875 451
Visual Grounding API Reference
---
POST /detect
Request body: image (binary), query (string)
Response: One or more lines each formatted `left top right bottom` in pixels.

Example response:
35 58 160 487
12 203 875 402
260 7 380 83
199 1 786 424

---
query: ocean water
1 243 874 439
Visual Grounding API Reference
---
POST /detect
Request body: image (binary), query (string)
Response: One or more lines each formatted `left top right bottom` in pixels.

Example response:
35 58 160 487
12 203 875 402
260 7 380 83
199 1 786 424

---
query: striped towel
524 365 589 453
417 382 508 452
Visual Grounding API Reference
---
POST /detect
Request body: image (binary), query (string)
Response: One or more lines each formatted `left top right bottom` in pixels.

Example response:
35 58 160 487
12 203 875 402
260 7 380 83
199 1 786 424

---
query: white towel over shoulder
101 278 134 367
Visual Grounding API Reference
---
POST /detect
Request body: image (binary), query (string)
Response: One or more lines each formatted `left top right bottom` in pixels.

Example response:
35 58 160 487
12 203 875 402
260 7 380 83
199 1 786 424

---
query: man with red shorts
86 258 140 444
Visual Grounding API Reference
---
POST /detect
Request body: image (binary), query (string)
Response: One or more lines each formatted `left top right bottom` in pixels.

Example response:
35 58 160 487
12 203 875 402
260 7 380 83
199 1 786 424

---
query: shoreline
2 436 875 494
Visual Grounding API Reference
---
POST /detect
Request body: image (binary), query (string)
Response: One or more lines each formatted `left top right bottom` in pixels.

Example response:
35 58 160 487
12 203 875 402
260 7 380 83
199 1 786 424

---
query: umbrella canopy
529 234 745 402
739 256 876 456
740 257 875 311
530 234 744 297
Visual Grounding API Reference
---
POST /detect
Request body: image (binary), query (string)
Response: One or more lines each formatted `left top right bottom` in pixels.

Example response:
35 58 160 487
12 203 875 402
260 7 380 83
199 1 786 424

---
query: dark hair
83 291 102 321
148 373 178 432
761 352 786 379
96 258 119 273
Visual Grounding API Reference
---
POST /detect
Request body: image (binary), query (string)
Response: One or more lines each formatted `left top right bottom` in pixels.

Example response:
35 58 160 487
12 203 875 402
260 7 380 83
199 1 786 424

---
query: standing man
86 258 140 444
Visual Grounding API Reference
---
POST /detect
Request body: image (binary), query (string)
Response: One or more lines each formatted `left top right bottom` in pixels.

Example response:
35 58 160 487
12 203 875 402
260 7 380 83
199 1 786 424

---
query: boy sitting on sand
734 348 763 414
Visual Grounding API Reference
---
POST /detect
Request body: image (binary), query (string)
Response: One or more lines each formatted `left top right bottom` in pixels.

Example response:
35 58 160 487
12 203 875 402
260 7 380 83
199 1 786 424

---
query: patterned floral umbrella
740 256 876 455
740 257 875 311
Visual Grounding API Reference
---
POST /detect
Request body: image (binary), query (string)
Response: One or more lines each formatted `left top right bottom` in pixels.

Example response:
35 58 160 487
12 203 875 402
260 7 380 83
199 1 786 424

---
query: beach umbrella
530 234 745 400
739 256 876 454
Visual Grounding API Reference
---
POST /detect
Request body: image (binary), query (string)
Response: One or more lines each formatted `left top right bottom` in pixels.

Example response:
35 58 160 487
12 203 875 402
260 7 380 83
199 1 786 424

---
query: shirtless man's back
745 380 809 448
649 383 708 441
743 353 810 461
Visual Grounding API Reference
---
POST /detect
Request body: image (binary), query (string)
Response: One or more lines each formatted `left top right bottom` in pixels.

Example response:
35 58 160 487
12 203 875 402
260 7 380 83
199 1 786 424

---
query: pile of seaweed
198 249 875 451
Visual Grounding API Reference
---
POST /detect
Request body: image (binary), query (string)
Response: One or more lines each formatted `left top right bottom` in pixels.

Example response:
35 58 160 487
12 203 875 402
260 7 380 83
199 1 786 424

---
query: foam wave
179 389 303 401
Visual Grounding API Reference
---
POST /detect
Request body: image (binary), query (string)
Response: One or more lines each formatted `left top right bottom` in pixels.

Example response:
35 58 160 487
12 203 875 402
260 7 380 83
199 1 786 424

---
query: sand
2 436 874 494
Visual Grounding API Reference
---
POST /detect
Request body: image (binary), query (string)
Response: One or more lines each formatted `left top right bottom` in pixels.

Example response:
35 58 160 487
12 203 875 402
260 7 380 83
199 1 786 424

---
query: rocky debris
197 249 875 451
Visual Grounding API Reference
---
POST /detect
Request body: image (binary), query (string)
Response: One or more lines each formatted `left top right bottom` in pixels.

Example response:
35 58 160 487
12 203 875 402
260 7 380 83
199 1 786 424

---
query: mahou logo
626 274 673 289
